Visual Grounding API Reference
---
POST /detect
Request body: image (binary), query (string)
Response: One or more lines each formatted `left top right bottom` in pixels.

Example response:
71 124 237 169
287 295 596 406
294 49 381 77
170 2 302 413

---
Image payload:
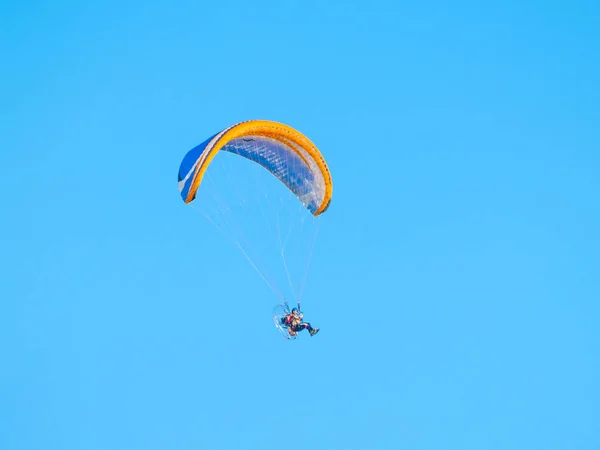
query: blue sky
2 0 600 449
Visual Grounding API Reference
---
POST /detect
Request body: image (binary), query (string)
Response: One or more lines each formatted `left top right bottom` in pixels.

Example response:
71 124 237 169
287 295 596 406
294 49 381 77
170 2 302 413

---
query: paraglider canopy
177 120 333 216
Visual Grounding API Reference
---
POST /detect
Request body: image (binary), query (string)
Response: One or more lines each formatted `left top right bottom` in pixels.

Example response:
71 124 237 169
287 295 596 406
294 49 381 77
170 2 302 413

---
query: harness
284 314 301 328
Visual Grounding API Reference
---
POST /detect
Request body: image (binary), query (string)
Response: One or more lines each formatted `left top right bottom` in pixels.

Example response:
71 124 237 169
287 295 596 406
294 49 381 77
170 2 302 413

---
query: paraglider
178 120 332 339
272 303 319 340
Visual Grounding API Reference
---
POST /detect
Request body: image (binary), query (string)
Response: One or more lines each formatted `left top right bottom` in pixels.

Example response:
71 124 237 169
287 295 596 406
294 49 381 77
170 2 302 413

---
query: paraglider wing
177 120 332 216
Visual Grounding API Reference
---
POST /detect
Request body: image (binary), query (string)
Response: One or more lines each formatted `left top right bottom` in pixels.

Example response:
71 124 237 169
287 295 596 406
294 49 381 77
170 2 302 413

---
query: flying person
281 308 319 337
